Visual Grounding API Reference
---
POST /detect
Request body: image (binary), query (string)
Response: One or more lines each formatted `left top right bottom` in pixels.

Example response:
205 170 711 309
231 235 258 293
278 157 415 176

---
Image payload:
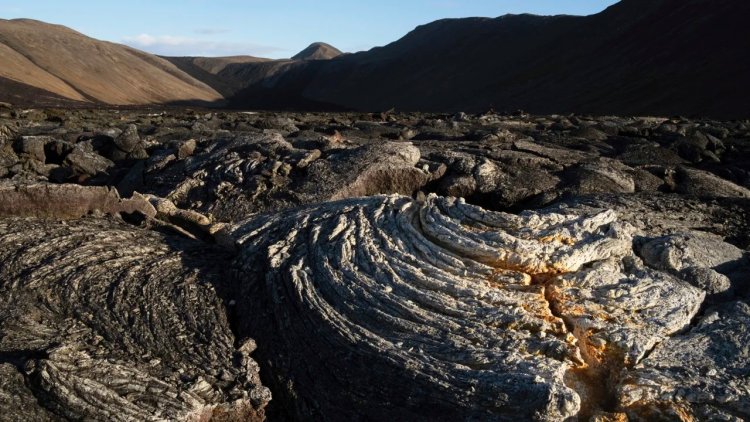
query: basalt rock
144 133 432 222
0 109 749 421
618 301 750 421
0 120 18 145
63 145 115 178
0 217 270 421
300 141 431 201
564 160 636 195
14 135 48 162
638 231 746 295
228 194 705 420
0 181 155 219
675 167 750 198
0 364 63 421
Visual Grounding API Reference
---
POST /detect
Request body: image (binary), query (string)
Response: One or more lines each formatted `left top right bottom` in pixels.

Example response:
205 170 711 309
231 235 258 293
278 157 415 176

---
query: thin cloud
193 28 229 35
429 0 460 9
122 33 285 57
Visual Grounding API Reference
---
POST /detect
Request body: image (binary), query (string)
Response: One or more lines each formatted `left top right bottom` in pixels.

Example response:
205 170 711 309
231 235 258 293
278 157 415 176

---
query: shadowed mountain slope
222 0 750 118
163 44 342 99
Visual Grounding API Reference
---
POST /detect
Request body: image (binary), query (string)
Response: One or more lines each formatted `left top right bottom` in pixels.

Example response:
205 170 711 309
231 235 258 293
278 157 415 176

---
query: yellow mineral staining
487 268 531 286
544 274 638 420
453 199 692 420
593 311 614 322
493 259 571 276
625 401 696 422
577 329 612 365
670 402 697 422
589 411 629 422
538 233 577 246
565 364 617 421
520 296 568 334
484 265 571 335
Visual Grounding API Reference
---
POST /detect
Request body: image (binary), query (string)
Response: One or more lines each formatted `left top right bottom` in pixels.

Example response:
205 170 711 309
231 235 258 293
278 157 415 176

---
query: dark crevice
636 339 663 367
0 351 71 422
0 349 50 369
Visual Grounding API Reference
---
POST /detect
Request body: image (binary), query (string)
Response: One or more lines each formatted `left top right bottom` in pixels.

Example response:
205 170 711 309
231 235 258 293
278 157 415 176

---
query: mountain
2 0 748 118
0 19 221 105
292 42 343 61
162 43 342 101
163 55 274 97
222 0 750 118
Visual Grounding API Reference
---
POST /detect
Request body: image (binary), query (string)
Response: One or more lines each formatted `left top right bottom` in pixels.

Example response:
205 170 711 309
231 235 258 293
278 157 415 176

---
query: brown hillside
0 19 222 105
190 56 272 74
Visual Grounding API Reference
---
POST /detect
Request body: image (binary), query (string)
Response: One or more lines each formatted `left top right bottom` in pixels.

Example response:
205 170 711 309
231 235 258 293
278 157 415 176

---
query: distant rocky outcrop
162 43 343 100
162 55 274 98
291 42 342 61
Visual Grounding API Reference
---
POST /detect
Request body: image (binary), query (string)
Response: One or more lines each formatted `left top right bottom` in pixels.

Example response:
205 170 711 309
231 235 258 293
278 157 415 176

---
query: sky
1 1 620 58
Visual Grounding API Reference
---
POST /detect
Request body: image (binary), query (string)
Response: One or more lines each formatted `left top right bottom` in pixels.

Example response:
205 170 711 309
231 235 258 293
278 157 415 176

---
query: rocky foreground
0 105 749 421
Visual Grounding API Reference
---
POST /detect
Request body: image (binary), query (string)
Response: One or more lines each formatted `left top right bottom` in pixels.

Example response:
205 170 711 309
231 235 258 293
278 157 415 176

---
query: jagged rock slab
618 301 750 421
0 364 62 421
145 132 431 222
549 193 750 250
228 194 705 420
638 231 747 296
549 256 704 366
675 167 750 199
0 181 156 219
300 141 431 201
0 217 270 421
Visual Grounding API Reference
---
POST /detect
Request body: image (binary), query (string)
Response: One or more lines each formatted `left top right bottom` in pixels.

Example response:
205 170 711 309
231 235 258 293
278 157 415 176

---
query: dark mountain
223 0 750 118
162 55 273 97
162 44 341 99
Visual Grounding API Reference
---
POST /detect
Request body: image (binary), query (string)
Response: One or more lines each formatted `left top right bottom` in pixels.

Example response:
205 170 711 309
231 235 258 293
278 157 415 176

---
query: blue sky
2 1 619 58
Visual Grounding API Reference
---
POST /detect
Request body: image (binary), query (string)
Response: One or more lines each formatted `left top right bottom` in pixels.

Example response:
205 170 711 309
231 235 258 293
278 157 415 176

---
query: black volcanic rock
0 216 270 421
0 108 749 420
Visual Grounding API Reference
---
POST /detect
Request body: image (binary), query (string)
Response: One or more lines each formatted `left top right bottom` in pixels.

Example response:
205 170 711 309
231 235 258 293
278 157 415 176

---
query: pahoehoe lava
0 106 748 420
228 194 706 420
0 217 270 421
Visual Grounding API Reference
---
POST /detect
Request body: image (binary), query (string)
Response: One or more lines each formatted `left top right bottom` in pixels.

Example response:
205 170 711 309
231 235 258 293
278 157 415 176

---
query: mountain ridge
1 0 748 118
222 0 750 118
